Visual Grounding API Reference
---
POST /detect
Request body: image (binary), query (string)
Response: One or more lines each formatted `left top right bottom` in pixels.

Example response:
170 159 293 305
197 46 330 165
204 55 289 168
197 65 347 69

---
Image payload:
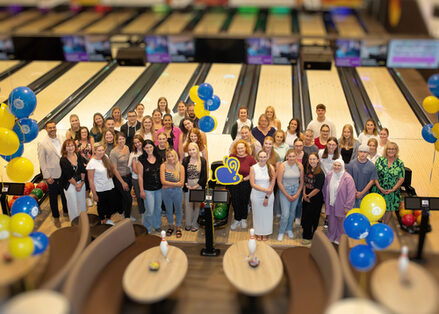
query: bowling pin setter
398 246 409 285
160 230 170 262
247 228 256 259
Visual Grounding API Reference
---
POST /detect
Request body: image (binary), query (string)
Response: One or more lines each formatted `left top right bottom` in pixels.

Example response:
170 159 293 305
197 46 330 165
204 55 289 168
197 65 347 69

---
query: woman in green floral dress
372 142 405 224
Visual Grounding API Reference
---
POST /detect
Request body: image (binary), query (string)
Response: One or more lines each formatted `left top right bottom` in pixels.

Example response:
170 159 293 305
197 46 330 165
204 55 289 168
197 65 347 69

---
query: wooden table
371 259 439 314
223 240 283 296
3 289 70 314
122 245 188 303
326 298 390 314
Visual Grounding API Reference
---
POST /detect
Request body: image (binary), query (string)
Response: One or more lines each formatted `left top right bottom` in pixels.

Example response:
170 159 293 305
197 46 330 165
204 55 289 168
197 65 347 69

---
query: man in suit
37 120 68 227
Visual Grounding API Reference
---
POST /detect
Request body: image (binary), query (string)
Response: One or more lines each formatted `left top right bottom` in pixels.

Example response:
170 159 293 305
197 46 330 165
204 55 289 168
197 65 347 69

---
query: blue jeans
279 184 300 234
354 192 368 209
295 193 303 219
162 187 183 227
143 189 162 232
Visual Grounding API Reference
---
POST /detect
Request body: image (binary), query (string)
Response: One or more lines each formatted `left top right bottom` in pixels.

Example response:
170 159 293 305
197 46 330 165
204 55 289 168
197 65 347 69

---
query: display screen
272 37 299 64
85 35 111 61
335 39 361 67
189 189 206 202
145 35 170 63
387 40 439 68
360 39 387 66
246 38 272 64
61 36 88 62
0 36 14 60
213 190 229 203
168 36 195 62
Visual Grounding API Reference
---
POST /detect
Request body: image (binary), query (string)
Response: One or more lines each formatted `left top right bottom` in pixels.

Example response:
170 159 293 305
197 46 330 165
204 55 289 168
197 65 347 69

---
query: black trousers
228 180 251 221
113 174 133 218
48 178 68 219
301 194 323 240
97 189 117 220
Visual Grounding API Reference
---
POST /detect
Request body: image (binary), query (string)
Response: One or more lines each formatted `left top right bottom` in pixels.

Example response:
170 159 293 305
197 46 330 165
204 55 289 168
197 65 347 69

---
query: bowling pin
398 245 409 285
160 230 169 262
248 228 256 259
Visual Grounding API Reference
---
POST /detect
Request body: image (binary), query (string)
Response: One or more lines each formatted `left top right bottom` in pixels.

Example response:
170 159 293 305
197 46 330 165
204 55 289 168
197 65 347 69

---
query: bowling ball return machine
0 182 25 215
189 188 229 257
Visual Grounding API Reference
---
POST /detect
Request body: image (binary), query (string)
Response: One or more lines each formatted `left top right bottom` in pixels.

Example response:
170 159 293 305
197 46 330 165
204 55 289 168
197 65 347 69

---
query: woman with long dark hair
76 126 94 207
129 135 145 216
90 113 104 142
156 113 182 157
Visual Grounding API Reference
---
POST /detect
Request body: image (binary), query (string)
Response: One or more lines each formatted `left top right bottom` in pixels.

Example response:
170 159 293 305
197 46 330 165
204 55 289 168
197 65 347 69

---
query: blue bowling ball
428 74 439 98
8 87 37 119
13 118 38 143
0 142 23 161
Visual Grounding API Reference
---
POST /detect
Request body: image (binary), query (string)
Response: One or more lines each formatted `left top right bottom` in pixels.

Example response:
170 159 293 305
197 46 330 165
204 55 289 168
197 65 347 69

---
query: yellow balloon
346 208 361 218
0 127 19 155
0 103 15 130
194 102 210 119
360 193 386 222
0 214 10 240
6 157 34 182
423 96 439 114
432 123 439 138
212 115 217 132
9 236 34 259
9 213 34 237
189 85 202 104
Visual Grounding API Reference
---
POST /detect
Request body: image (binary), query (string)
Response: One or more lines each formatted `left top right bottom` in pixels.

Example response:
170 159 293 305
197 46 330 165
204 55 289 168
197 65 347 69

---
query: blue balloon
11 195 39 219
0 142 23 161
343 213 370 240
199 115 215 133
8 86 37 119
13 118 38 143
349 244 376 272
198 83 213 101
205 95 221 111
428 74 439 98
366 223 394 250
421 124 437 143
29 232 49 255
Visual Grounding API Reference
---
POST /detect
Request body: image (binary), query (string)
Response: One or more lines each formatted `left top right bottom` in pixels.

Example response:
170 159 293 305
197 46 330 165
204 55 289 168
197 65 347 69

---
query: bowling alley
0 0 439 313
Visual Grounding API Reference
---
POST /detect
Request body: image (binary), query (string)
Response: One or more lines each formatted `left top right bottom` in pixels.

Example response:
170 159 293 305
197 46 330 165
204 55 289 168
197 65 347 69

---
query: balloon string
430 148 436 183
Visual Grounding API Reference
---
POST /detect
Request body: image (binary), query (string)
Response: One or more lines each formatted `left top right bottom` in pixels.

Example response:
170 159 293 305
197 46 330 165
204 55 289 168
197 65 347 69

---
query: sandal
176 229 182 238
256 235 262 241
166 228 174 236
191 227 198 232
185 226 191 231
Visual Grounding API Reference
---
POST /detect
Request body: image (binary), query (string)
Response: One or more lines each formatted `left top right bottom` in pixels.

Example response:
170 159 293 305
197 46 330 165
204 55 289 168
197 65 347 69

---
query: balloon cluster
189 83 221 133
421 74 439 151
0 196 48 259
0 87 37 182
343 193 394 272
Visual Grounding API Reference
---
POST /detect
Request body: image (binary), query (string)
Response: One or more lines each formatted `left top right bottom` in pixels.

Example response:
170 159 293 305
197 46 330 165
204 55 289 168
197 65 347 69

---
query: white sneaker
231 220 240 230
241 219 247 229
106 219 115 226
86 198 93 207
130 216 136 222
287 231 295 239
295 218 301 228
277 233 284 241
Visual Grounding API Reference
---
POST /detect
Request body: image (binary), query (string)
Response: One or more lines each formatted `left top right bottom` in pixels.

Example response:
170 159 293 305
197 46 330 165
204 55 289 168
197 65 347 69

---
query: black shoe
63 212 68 217
324 219 328 230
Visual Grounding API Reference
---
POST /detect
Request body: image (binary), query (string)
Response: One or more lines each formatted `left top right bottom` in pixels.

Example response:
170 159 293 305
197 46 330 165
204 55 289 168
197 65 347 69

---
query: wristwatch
264 195 268 199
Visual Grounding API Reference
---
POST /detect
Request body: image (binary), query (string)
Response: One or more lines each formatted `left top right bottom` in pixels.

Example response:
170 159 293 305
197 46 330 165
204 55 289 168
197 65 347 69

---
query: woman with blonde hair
339 124 360 164
66 114 81 140
90 112 104 142
367 138 380 164
152 109 163 134
160 149 185 238
273 130 289 162
378 128 390 156
136 103 144 122
136 115 155 141
182 128 208 163
263 136 281 169
101 129 116 156
111 106 124 132
265 106 281 130
157 97 171 115
229 125 261 158
358 118 379 145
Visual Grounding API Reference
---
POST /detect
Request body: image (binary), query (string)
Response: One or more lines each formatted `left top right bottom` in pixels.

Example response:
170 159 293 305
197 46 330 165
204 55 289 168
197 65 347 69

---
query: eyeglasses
387 148 396 151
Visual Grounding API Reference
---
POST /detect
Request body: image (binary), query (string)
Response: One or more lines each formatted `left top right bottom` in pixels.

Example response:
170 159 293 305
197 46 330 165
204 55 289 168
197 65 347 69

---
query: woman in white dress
250 150 276 241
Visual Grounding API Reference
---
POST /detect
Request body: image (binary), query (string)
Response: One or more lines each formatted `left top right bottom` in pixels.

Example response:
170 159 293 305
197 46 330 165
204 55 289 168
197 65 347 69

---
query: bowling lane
265 13 292 36
0 60 20 74
333 13 365 37
14 12 70 34
121 12 165 34
193 12 227 35
84 11 135 34
52 11 102 34
253 65 293 129
306 63 356 135
155 12 194 34
0 61 60 102
299 13 327 46
0 10 41 32
227 13 257 35
140 63 198 115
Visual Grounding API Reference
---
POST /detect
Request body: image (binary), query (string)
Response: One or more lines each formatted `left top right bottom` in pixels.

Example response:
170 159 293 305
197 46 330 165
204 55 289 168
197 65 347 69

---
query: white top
173 113 185 126
86 158 114 192
318 149 342 175
285 131 298 148
358 133 379 146
50 137 62 155
307 118 337 138
368 153 381 164
377 142 387 156
128 151 142 180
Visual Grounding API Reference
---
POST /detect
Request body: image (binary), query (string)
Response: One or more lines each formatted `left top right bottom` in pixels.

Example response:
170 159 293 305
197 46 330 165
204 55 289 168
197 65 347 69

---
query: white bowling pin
398 246 409 284
160 230 169 262
248 228 256 258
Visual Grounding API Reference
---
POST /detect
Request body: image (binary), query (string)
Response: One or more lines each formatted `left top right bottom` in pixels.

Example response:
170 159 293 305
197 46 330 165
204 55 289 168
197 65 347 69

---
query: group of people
38 99 405 245
228 104 404 244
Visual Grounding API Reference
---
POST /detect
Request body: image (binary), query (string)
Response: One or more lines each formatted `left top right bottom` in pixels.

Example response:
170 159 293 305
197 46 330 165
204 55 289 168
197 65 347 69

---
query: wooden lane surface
155 12 194 34
51 11 102 34
121 12 164 34
193 12 227 35
122 246 188 303
223 240 283 296
333 14 365 37
306 63 356 136
57 65 146 131
14 12 70 34
83 11 135 34
0 60 19 74
265 13 292 36
140 63 198 116
299 13 327 46
227 13 257 35
253 65 293 130
0 63 107 181
0 61 60 103
0 11 41 32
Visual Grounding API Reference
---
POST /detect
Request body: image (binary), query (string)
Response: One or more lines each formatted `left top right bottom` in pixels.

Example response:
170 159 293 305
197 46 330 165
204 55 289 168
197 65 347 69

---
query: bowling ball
25 182 35 191
399 208 413 217
36 182 48 193
416 215 422 225
30 188 43 199
23 187 32 195
8 198 15 209
214 203 227 220
29 194 39 203
413 210 422 218
402 214 415 227
13 196 19 200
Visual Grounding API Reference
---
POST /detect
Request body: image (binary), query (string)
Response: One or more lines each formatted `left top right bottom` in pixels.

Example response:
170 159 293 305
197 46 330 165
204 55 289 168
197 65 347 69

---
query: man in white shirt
306 104 337 138
37 121 68 227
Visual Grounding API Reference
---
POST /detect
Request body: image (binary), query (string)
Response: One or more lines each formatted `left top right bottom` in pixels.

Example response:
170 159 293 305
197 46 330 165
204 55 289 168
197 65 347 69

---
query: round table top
122 245 188 303
3 289 70 314
223 240 283 296
0 239 45 287
371 259 439 314
325 298 390 314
